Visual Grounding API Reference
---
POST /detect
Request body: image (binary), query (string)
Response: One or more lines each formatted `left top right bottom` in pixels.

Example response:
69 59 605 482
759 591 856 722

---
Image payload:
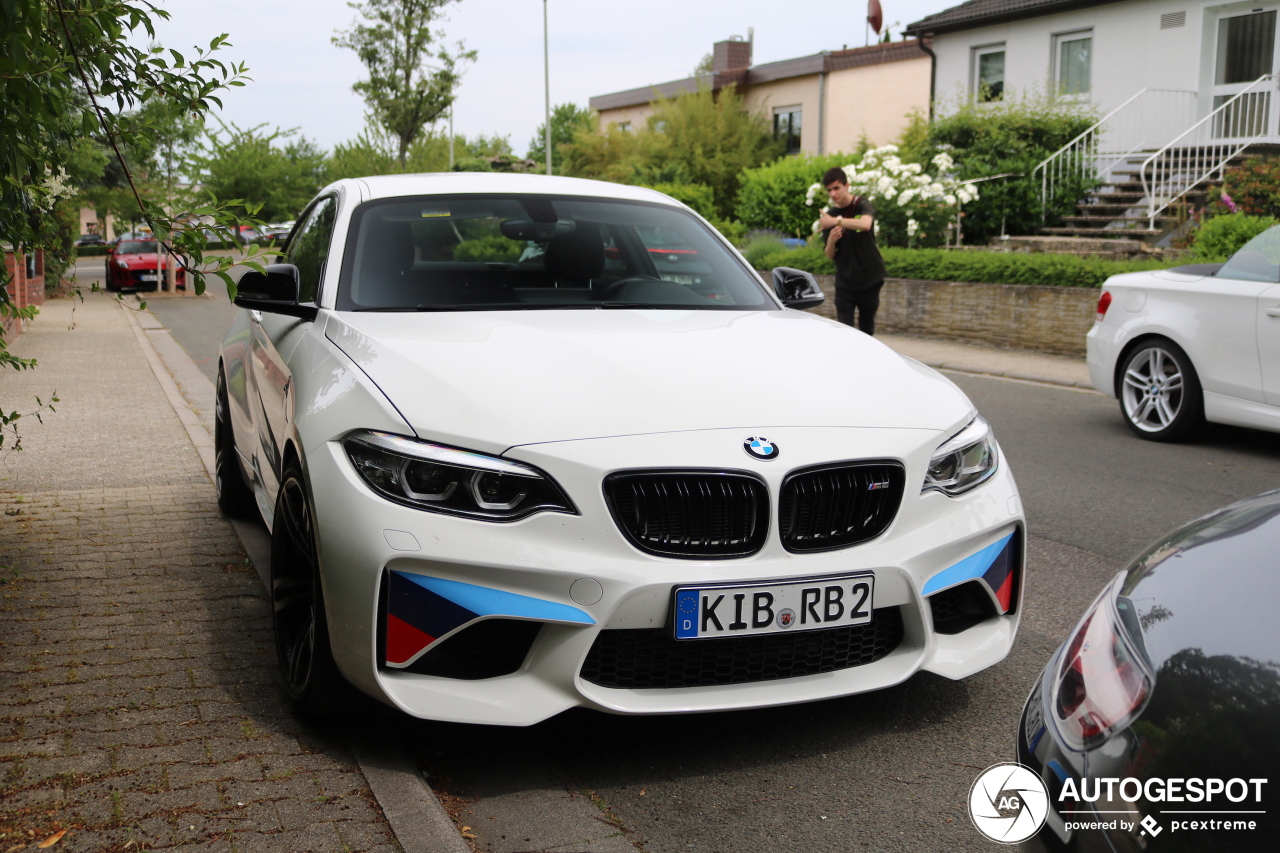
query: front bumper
307 426 1026 726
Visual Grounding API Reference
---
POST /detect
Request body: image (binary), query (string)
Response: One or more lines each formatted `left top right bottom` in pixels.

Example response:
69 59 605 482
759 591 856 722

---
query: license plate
139 273 160 281
673 573 874 640
1024 677 1046 751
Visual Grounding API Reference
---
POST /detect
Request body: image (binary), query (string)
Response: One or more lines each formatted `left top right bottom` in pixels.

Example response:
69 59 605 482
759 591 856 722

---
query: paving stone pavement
0 295 400 852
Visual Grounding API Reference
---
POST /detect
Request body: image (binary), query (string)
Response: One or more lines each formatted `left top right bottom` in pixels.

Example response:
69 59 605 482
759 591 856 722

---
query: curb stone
118 300 469 853
926 360 1100 392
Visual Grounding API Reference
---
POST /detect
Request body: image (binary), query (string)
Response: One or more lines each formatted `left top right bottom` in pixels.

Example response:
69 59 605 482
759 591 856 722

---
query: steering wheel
598 275 662 300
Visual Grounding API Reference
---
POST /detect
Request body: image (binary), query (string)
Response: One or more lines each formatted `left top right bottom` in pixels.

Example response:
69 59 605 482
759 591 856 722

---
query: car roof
346 172 685 208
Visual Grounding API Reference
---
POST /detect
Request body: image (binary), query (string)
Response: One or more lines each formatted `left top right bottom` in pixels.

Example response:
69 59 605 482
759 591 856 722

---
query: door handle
1267 306 1280 317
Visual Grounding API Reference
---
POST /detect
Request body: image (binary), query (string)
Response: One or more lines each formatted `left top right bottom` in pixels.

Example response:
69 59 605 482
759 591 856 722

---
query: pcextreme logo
968 763 1049 844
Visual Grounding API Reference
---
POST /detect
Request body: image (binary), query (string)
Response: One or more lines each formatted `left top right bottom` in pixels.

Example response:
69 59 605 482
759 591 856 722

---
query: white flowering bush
804 145 978 248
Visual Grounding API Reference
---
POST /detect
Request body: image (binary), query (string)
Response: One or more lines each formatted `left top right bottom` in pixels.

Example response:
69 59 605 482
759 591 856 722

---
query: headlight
115 259 129 268
342 430 576 522
922 416 998 496
1049 575 1153 750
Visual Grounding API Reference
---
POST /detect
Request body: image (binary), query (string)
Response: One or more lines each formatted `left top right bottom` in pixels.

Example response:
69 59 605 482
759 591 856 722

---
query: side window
287 197 337 303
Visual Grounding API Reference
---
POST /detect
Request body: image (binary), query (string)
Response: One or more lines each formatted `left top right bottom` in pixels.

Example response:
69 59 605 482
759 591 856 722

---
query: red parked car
104 239 185 292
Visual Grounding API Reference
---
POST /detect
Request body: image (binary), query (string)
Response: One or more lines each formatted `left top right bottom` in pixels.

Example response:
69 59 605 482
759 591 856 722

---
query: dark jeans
835 282 883 335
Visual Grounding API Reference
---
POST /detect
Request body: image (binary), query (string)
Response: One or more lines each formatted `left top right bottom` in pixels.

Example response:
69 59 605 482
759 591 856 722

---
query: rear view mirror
500 219 576 242
771 267 825 309
233 264 317 320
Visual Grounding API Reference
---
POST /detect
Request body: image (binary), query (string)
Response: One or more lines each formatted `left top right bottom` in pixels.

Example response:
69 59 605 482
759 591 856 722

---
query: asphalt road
130 282 1280 852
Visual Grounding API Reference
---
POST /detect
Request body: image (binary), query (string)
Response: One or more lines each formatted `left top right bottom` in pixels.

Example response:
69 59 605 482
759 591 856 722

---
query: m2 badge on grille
673 573 874 639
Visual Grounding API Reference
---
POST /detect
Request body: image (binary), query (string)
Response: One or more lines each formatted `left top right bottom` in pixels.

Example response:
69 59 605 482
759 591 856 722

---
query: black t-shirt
821 197 886 290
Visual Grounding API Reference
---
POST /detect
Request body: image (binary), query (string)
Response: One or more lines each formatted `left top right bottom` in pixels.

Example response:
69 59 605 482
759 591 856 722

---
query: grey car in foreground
1018 489 1280 851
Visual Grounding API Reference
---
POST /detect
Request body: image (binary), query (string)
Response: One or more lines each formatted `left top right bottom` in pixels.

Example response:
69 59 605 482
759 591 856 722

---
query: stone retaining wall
800 274 1097 356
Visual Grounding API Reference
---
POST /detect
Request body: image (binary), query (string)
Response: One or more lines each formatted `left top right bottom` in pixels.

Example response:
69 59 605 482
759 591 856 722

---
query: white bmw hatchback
216 173 1025 725
1088 224 1280 441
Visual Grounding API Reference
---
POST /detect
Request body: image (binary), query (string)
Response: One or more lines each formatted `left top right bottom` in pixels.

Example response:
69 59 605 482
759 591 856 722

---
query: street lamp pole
543 0 552 176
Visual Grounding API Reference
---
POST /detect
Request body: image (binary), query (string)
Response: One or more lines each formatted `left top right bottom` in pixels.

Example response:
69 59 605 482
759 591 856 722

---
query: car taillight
1095 290 1112 323
1051 578 1152 750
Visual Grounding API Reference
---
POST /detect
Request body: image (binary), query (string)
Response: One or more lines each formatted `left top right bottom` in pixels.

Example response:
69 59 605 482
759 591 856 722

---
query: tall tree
526 103 594 174
191 123 326 222
561 84 780 220
334 0 476 166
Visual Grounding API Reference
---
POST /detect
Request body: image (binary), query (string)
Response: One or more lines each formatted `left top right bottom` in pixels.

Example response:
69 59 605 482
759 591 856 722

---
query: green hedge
736 153 853 237
1190 212 1278 261
76 245 110 256
752 245 1174 288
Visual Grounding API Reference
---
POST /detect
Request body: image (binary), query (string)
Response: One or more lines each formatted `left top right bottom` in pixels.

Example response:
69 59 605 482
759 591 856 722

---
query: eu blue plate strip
922 532 1016 597
397 573 595 625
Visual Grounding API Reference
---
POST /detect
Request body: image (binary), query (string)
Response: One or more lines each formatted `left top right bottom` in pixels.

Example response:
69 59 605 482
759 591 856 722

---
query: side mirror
233 264 317 321
771 266 825 310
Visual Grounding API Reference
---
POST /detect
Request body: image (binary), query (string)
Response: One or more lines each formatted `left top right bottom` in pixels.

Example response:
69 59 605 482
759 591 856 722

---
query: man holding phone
818 167 886 335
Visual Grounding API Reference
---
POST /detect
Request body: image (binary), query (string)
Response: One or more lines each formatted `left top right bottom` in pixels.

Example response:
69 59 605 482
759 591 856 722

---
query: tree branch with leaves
1 0 267 451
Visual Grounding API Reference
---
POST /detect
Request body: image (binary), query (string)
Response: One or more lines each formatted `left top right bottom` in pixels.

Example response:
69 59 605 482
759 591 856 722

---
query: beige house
590 37 933 155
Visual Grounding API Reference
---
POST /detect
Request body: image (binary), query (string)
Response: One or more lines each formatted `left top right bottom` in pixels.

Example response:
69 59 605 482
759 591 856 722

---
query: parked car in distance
260 223 294 244
1088 225 1280 440
1018 489 1280 851
216 173 1027 725
104 239 185 292
75 233 106 248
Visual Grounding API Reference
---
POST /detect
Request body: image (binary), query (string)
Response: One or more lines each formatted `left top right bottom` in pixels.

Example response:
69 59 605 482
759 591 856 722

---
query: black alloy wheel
271 463 356 718
215 370 257 518
1118 338 1205 442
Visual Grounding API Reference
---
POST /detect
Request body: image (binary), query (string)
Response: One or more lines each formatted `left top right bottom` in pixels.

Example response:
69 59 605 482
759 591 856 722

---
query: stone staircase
1037 153 1209 245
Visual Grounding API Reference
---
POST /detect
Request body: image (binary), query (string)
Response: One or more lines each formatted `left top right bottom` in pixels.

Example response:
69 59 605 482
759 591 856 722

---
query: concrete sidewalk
878 333 1095 390
0 295 402 852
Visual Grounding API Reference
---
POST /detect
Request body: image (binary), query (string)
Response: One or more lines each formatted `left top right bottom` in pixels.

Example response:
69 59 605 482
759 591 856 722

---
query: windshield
336 194 773 311
1219 225 1280 282
116 241 158 254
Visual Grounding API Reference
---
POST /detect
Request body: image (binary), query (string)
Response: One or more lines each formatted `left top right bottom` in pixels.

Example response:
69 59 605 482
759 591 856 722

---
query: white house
906 0 1280 233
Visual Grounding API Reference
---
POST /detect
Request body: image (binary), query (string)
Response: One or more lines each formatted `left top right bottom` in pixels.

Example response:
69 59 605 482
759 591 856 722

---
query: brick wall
802 275 1097 356
2 248 46 343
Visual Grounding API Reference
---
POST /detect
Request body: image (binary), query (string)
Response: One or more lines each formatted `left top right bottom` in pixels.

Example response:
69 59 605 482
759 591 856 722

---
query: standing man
818 167 886 335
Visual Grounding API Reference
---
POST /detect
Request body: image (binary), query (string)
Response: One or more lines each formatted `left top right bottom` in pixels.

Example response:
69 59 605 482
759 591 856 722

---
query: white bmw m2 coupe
216 173 1025 725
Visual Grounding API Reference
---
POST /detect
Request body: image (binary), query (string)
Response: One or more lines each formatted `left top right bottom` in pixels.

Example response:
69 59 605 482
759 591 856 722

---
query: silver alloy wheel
1121 345 1185 433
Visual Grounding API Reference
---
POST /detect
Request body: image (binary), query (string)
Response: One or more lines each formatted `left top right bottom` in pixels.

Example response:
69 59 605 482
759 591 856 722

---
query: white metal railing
1035 88 1197 214
1141 74 1278 228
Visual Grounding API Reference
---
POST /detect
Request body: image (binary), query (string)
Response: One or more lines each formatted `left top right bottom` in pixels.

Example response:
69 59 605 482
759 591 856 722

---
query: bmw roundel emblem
743 436 779 461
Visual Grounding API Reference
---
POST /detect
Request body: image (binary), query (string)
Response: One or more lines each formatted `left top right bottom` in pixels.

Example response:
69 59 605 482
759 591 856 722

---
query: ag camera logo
968 762 1049 844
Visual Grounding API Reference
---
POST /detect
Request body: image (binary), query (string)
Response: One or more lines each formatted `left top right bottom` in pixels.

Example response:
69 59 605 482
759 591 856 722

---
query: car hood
323 309 973 451
114 253 160 265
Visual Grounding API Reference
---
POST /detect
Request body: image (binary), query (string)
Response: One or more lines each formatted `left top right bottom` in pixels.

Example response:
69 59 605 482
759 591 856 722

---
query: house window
774 107 802 154
972 44 1005 101
1054 30 1092 96
1216 10 1276 85
617 121 631 132
24 253 35 280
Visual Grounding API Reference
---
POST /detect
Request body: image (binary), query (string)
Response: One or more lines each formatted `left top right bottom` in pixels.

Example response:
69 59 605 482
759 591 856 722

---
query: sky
148 0 957 156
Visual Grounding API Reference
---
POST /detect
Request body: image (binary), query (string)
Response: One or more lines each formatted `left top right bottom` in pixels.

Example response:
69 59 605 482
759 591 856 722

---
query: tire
215 371 258 518
271 462 358 718
1118 339 1205 441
